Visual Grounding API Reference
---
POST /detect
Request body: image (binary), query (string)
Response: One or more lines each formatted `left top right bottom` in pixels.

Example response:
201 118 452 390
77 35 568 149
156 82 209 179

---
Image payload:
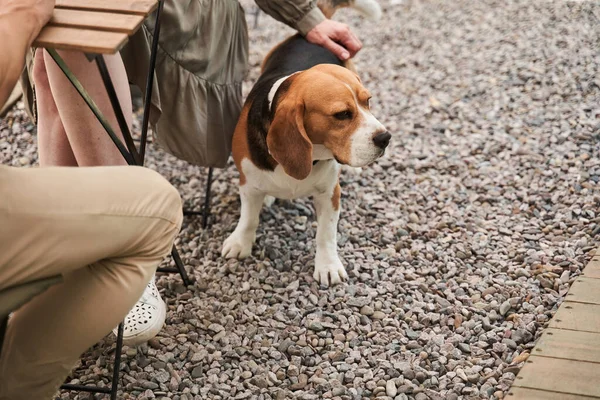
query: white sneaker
113 277 166 346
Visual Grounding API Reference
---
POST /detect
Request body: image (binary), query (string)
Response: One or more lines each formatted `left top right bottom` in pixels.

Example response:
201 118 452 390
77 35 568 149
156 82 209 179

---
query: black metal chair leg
95 56 141 165
182 167 214 228
183 209 204 216
156 247 191 285
140 0 165 163
110 322 124 400
60 383 111 394
0 316 7 360
202 167 214 229
171 247 191 285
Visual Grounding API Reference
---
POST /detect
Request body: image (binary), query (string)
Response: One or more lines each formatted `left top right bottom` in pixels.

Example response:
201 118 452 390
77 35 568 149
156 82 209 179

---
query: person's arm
0 0 54 106
254 0 325 36
254 0 361 61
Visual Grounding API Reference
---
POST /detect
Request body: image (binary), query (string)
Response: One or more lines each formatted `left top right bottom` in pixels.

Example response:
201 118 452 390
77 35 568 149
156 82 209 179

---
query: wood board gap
529 354 600 365
511 385 600 399
55 6 145 15
542 326 600 334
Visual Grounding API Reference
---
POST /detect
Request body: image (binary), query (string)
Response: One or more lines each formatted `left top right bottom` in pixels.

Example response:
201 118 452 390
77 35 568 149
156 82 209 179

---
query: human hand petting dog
305 19 362 61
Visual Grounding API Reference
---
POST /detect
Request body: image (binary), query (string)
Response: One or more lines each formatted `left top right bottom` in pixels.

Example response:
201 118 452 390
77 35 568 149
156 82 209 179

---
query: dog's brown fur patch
331 181 341 210
231 105 251 185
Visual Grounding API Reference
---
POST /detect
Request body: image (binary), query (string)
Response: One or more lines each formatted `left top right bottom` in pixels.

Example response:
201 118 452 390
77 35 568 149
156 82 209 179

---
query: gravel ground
2 0 600 399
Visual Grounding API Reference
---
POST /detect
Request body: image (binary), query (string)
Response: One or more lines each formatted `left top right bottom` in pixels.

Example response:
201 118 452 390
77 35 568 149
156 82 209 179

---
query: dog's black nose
373 131 391 149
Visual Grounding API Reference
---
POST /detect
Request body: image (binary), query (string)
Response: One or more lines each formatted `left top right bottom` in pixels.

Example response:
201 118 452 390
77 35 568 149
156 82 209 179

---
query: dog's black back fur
258 34 343 87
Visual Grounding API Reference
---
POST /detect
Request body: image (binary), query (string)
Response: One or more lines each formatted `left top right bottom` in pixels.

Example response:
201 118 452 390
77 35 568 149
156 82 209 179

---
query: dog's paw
221 233 253 259
263 195 276 207
313 258 348 287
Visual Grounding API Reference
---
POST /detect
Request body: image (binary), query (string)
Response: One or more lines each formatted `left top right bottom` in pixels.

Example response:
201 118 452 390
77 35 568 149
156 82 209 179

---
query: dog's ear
267 99 313 180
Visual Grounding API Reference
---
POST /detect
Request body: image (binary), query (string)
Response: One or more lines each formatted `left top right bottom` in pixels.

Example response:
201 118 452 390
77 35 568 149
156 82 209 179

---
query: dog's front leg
222 187 265 259
312 182 348 286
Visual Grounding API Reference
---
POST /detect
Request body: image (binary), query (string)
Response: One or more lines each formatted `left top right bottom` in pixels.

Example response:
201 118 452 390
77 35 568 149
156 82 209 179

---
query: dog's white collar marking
268 72 300 111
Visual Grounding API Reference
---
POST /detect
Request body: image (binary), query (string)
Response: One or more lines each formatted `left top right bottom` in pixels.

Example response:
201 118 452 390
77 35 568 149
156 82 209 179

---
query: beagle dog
222 0 389 286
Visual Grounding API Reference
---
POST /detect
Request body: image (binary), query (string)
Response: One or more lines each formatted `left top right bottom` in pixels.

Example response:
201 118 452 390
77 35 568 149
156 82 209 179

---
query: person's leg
0 165 182 400
37 49 132 167
32 50 77 166
34 48 168 344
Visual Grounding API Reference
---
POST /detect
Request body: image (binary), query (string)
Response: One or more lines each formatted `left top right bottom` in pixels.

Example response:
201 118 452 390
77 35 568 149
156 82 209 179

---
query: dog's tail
318 0 382 21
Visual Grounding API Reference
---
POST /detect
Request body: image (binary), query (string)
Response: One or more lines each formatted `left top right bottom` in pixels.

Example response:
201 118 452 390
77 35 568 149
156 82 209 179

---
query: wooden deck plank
33 26 128 54
534 328 600 363
583 258 600 279
548 301 600 333
50 9 144 34
56 0 158 15
566 277 600 305
507 387 600 400
513 355 600 397
509 250 600 397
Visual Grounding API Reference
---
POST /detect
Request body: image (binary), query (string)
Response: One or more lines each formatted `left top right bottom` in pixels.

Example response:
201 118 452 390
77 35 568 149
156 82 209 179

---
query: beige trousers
0 164 182 400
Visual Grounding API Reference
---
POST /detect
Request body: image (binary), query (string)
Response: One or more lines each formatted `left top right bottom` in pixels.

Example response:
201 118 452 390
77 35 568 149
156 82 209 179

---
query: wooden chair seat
33 0 158 54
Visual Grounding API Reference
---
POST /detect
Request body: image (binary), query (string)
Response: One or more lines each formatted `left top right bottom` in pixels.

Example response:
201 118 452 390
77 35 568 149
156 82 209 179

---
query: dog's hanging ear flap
267 99 313 180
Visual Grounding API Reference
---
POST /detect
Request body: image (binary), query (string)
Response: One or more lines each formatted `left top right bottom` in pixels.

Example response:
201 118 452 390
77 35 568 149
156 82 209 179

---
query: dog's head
266 64 390 180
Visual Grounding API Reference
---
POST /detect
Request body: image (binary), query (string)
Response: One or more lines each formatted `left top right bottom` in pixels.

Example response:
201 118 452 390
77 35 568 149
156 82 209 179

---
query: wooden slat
566 277 600 305
534 328 600 363
56 0 158 15
509 250 600 398
33 26 128 54
548 302 600 333
513 355 600 397
49 9 144 34
508 387 599 400
583 258 600 279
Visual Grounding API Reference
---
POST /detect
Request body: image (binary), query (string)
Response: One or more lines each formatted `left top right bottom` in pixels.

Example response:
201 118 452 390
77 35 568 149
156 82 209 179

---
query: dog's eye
334 110 353 120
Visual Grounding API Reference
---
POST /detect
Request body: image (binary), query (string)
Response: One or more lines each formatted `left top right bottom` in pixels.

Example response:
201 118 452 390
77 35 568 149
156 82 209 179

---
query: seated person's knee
135 167 183 230
32 50 50 91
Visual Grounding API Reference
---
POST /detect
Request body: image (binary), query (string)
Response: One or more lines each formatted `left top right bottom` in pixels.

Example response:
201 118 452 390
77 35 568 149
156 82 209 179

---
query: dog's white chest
241 158 340 199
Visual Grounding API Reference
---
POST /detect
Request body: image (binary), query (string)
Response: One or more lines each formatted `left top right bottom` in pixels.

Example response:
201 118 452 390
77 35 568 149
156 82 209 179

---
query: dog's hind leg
222 187 265 259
